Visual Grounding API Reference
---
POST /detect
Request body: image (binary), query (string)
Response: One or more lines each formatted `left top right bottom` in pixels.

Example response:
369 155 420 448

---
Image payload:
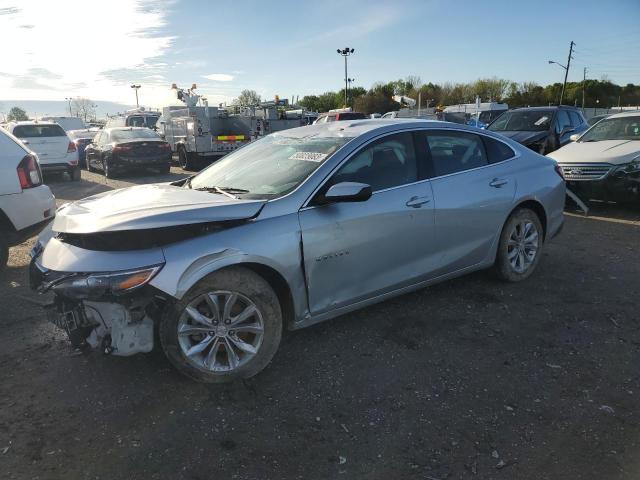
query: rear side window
482 136 515 163
424 132 488 177
13 124 66 137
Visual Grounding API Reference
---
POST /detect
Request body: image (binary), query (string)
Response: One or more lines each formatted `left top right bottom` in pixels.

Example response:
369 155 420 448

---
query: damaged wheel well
513 200 547 239
238 263 295 330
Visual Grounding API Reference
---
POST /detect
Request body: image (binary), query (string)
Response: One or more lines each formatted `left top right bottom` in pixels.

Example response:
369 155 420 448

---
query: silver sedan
31 120 565 382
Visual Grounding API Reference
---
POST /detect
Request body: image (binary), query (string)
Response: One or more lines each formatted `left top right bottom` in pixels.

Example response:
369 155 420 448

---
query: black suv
487 106 588 154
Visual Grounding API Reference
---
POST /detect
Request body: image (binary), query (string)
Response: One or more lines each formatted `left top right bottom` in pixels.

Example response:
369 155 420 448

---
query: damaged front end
31 246 167 355
29 182 266 357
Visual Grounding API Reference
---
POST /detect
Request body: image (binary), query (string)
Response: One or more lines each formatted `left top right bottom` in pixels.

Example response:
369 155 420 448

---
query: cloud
202 73 234 82
291 4 402 49
0 0 175 104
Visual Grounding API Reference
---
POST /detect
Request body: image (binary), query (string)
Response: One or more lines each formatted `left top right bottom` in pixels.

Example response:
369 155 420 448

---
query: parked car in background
0 127 55 269
84 127 172 177
40 116 86 132
587 113 610 126
314 110 367 123
31 119 565 383
105 109 161 130
6 121 80 180
67 129 99 168
547 111 640 203
488 106 588 154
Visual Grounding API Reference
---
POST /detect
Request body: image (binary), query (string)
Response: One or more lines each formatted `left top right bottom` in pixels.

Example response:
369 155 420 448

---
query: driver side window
555 110 571 134
330 132 418 192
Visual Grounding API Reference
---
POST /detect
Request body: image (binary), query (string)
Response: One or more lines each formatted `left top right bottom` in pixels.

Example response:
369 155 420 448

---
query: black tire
493 208 544 282
160 266 283 383
0 235 8 271
178 147 197 171
70 166 81 181
103 159 114 178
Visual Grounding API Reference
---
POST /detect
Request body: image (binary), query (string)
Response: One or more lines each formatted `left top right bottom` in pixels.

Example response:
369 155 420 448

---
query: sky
0 0 639 116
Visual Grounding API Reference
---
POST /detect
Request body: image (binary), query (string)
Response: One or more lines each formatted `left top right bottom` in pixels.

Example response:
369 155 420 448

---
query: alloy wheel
177 290 265 373
507 221 539 273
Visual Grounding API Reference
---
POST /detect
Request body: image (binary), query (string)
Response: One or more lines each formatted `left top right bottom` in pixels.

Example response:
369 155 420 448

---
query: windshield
579 116 640 142
111 129 161 141
488 110 554 132
190 133 352 199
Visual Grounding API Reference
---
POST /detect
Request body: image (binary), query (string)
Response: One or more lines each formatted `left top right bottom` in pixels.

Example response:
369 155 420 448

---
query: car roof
272 118 498 139
510 105 580 112
9 121 60 127
105 126 154 133
607 110 640 119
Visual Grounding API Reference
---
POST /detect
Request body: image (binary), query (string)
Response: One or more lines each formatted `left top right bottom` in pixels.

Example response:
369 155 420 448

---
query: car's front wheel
494 208 544 282
160 267 283 383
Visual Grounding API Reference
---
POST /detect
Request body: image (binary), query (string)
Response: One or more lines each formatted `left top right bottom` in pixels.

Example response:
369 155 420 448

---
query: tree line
298 77 640 115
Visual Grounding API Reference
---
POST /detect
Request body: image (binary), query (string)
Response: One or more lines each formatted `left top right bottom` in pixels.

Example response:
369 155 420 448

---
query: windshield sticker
534 116 549 126
289 152 328 162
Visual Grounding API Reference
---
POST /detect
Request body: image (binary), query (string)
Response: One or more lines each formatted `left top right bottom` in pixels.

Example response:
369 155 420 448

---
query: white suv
6 121 80 181
0 128 56 268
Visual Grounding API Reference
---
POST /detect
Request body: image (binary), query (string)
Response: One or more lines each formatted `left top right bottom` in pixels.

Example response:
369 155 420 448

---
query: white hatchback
0 127 56 268
6 121 80 181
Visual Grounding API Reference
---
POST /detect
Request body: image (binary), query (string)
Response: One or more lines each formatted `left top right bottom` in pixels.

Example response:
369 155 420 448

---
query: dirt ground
1 168 639 480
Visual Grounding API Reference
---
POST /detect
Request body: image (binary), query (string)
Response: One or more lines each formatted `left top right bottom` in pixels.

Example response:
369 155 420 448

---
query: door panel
299 181 435 315
429 165 515 274
421 130 516 275
300 131 437 315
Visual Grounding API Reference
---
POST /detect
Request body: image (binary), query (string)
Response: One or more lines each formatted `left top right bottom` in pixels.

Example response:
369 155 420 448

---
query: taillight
16 154 42 189
67 141 77 153
112 145 132 153
160 143 172 150
554 164 565 181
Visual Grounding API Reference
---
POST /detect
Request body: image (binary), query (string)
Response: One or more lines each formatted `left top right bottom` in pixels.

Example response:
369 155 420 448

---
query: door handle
489 178 508 188
406 196 431 208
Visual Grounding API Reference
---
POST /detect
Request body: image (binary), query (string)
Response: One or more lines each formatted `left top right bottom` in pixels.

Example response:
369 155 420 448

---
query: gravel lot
1 167 639 480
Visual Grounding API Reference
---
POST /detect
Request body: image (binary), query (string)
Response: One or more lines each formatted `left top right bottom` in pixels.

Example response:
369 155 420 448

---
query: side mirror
321 182 372 203
561 126 575 136
569 133 580 142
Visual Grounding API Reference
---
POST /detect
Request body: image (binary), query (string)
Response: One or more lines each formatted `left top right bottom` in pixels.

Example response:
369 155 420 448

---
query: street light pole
130 84 141 108
337 47 354 107
65 97 72 116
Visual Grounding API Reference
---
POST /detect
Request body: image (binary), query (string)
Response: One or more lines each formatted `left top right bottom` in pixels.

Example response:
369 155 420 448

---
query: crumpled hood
496 130 549 145
52 184 266 234
547 140 640 165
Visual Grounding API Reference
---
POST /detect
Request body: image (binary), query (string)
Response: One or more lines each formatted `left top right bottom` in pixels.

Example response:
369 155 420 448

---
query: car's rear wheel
494 208 543 282
0 236 8 270
103 159 114 178
178 146 197 171
70 166 81 181
160 267 283 383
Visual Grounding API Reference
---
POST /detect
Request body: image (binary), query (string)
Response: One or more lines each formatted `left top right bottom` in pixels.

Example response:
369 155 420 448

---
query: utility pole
582 67 587 111
337 47 354 107
559 41 574 105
